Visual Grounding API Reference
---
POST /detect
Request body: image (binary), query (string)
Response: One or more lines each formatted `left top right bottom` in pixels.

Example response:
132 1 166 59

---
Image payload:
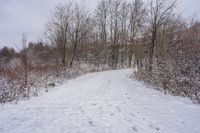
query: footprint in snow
92 103 97 106
89 120 95 127
132 126 138 132
181 121 185 124
110 113 114 116
149 124 160 131
116 106 121 112
78 107 85 115
130 113 135 117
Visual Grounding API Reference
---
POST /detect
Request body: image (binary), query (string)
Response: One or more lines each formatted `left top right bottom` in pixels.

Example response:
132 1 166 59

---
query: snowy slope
0 69 200 133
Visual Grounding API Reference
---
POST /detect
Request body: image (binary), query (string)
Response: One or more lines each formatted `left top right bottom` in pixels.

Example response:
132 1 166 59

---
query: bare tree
68 1 91 67
95 0 110 65
119 1 129 67
45 2 72 68
20 33 29 97
128 0 145 68
146 0 177 72
109 0 122 69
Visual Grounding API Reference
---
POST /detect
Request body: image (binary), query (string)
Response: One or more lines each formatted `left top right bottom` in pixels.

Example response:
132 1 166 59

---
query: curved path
0 69 200 133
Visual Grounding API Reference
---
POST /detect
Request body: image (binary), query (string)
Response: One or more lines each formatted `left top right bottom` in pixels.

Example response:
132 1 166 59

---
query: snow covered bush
0 61 109 103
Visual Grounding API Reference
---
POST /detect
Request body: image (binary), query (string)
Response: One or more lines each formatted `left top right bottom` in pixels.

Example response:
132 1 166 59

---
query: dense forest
0 0 200 103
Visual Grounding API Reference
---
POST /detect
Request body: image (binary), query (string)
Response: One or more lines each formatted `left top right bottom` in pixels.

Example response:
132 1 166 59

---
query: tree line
44 0 200 102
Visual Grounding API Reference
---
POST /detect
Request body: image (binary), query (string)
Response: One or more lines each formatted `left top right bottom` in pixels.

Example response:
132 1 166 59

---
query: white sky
0 0 199 48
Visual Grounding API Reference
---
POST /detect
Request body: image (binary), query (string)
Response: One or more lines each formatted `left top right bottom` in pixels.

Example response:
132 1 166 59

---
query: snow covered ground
0 69 200 133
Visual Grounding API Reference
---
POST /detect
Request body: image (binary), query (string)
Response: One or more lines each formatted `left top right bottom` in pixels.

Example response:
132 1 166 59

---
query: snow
0 69 200 133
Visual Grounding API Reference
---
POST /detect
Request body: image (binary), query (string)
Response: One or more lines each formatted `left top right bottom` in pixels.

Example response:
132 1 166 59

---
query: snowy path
0 69 200 133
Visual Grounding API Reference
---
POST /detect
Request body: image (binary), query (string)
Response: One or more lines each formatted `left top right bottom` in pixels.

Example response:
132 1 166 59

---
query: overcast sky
0 0 200 48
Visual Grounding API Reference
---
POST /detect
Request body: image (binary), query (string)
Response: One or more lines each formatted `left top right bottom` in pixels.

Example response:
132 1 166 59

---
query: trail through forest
0 69 200 133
